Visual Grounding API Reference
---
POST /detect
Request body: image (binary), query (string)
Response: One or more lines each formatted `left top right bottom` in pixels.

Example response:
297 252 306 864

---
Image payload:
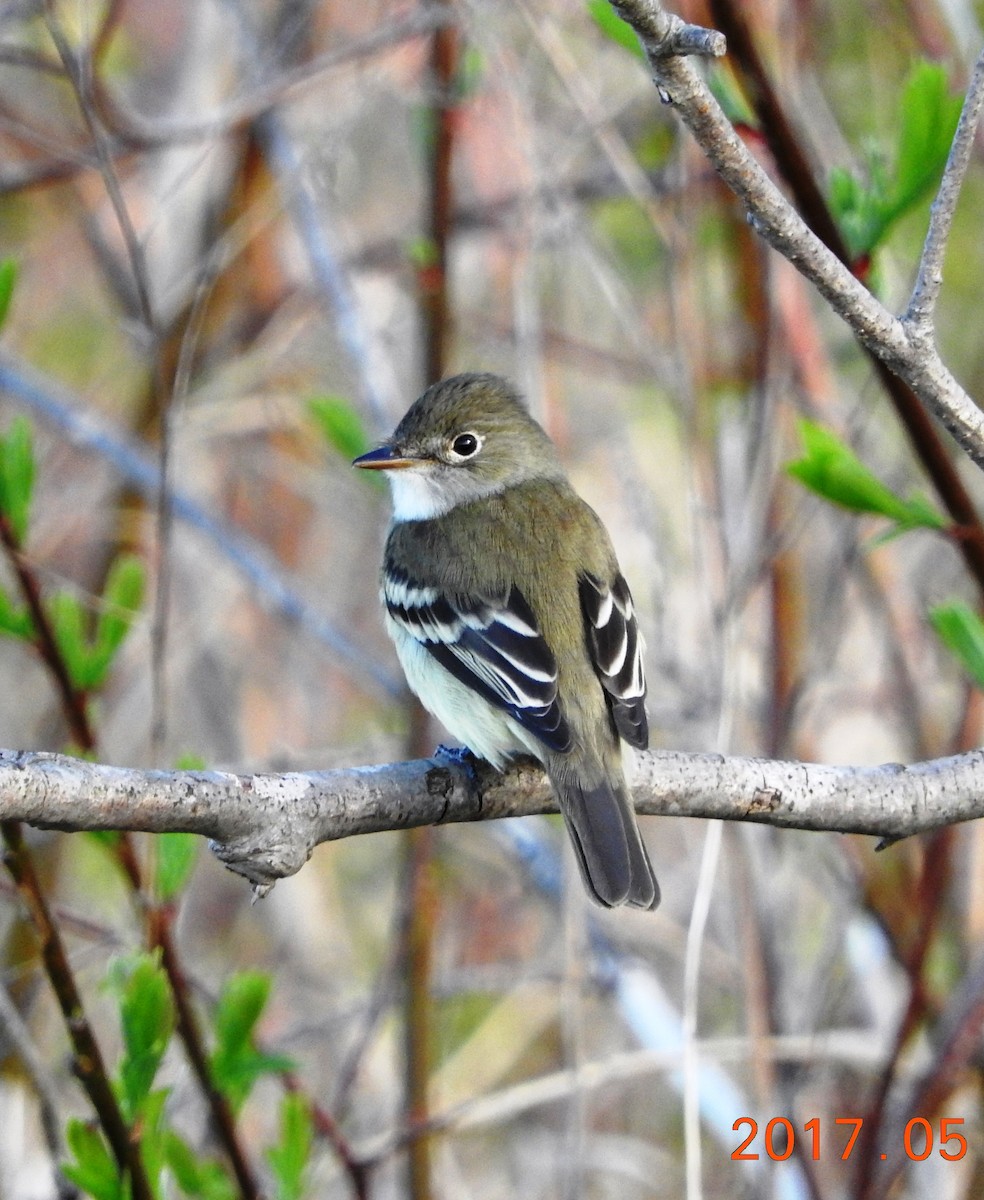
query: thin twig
1 820 154 1200
93 7 457 149
151 905 264 1200
864 946 984 1200
852 826 955 1199
401 10 461 1197
352 1028 895 1165
903 47 984 335
0 512 95 751
0 979 75 1199
43 5 157 334
682 823 723 1200
223 0 398 429
281 1066 370 1200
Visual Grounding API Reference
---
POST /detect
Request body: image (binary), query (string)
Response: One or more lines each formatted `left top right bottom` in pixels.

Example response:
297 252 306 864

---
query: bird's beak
352 445 419 470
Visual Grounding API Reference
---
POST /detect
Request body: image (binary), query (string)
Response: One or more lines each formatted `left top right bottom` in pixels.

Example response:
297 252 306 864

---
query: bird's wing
384 567 573 752
579 572 648 749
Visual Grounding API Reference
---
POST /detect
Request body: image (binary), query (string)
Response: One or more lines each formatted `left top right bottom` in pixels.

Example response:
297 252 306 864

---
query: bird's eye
450 432 482 459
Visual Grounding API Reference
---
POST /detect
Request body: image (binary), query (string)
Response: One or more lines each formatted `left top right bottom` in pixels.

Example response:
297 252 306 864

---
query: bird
353 372 658 909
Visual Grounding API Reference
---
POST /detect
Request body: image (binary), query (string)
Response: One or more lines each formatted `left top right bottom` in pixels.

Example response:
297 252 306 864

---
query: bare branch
0 980 70 1193
1 747 982 892
93 7 455 148
904 48 984 335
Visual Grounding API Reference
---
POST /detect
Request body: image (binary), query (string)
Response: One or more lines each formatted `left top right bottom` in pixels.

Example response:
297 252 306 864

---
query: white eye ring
449 431 483 460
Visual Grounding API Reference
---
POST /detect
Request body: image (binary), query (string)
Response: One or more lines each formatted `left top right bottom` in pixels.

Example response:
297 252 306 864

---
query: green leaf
828 165 864 228
0 416 35 546
62 1119 125 1200
0 259 17 330
40 555 144 692
410 104 437 158
828 61 962 258
163 1132 237 1200
216 1045 296 1113
111 953 175 1122
266 1094 313 1200
135 1087 170 1188
406 235 439 270
309 395 370 461
0 585 33 640
210 972 294 1111
708 65 757 128
213 972 271 1055
155 832 199 901
787 420 946 533
86 829 123 850
587 0 645 61
454 44 485 101
86 554 145 689
593 197 663 282
46 590 90 690
930 602 984 690
894 62 963 218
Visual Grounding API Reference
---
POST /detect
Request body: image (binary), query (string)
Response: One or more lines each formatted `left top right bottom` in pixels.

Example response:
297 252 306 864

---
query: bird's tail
551 764 659 910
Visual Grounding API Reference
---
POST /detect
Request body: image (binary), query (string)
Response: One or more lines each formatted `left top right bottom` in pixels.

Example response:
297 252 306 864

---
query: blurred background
2 0 984 1197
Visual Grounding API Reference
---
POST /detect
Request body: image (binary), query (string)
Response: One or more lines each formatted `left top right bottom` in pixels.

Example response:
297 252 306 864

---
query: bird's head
353 373 563 520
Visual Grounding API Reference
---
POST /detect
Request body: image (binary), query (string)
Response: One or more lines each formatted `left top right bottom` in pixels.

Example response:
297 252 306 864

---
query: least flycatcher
353 373 658 910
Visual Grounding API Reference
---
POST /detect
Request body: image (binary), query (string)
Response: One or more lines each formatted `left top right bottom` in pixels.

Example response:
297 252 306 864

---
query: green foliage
454 44 485 101
0 419 144 691
436 991 499 1064
155 832 200 901
64 956 303 1198
175 754 207 771
593 197 664 282
90 555 145 684
791 421 984 693
709 65 757 128
85 832 124 856
410 104 438 159
63 953 174 1199
48 554 145 691
406 235 439 270
787 419 946 536
633 121 676 171
0 584 33 639
162 1133 238 1200
209 972 295 1113
0 418 37 639
930 602 984 690
266 1094 314 1200
106 953 175 1124
62 1119 125 1200
133 1089 170 1190
829 61 963 259
587 0 645 62
0 416 35 547
0 258 17 331
309 394 371 462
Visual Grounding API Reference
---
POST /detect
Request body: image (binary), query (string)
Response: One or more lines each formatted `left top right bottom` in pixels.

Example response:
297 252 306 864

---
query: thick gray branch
1 748 982 891
612 0 984 467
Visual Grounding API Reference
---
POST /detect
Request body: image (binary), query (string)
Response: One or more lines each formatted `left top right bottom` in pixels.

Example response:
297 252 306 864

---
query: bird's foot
435 743 480 770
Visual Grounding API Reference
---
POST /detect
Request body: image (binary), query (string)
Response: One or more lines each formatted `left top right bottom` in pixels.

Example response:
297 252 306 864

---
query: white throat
386 468 455 522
